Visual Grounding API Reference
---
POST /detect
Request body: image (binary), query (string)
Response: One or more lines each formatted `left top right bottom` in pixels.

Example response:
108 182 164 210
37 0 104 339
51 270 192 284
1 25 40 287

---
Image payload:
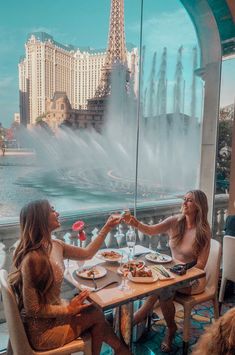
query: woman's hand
121 211 139 228
68 290 91 314
105 214 123 229
121 210 132 224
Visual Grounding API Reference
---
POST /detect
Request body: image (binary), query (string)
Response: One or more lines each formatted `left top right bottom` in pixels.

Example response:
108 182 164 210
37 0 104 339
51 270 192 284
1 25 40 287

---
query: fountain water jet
17 46 202 212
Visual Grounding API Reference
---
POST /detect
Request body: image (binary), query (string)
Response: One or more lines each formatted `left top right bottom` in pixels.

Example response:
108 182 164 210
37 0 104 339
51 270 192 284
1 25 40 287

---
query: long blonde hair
172 190 211 257
193 308 235 355
8 200 54 309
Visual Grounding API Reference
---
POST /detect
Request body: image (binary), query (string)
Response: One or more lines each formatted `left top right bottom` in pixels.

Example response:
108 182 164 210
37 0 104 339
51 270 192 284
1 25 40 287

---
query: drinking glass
63 232 71 272
118 253 130 291
114 225 125 248
126 227 136 260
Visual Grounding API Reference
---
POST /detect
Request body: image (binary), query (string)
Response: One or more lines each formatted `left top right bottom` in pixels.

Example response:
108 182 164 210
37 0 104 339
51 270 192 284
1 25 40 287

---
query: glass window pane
0 0 143 218
136 0 204 206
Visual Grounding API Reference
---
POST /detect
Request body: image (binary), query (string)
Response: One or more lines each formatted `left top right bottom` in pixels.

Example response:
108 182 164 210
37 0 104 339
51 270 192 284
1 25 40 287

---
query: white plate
128 272 158 284
96 250 122 262
150 265 175 280
145 253 172 263
76 265 107 279
117 260 145 275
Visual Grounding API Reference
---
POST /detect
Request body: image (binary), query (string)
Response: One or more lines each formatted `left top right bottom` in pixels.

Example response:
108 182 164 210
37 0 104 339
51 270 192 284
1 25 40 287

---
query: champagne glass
126 227 136 260
118 253 130 291
114 224 125 248
63 232 71 271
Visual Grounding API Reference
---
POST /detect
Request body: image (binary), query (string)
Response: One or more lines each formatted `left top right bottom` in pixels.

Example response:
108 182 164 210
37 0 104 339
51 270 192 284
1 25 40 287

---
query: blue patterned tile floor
102 293 235 354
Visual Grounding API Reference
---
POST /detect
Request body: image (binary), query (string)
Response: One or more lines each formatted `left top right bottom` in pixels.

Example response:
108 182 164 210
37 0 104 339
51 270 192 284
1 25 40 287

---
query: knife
92 280 119 292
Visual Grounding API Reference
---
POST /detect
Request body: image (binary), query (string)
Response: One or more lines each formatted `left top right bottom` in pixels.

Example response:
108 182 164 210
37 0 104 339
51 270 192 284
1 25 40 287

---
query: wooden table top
65 252 206 311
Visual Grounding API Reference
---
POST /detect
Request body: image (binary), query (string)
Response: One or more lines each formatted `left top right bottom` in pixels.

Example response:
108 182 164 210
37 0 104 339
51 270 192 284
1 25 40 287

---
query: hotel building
18 32 138 128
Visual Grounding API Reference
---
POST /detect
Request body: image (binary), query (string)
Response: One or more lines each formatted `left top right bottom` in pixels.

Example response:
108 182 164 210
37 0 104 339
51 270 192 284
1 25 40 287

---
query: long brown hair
173 190 211 257
8 200 54 309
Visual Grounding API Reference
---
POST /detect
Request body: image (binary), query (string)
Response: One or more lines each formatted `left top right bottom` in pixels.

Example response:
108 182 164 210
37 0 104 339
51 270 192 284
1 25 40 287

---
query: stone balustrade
0 194 229 272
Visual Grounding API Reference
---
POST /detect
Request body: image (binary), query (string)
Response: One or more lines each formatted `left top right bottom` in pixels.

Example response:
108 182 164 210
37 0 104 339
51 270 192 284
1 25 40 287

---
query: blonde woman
192 307 235 355
9 200 130 355
121 190 211 352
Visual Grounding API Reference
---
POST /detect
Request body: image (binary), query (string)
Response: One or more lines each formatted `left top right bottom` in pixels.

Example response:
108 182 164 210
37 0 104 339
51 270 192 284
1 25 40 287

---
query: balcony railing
0 194 228 272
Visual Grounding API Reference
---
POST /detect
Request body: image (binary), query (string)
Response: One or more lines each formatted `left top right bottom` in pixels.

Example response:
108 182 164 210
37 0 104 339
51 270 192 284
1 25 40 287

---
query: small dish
145 253 172 264
76 265 107 279
151 265 175 280
96 250 122 262
128 272 158 284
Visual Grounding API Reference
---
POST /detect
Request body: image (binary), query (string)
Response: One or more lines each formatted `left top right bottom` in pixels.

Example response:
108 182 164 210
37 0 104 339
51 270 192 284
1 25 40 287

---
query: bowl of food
128 267 158 283
118 260 145 275
97 250 122 262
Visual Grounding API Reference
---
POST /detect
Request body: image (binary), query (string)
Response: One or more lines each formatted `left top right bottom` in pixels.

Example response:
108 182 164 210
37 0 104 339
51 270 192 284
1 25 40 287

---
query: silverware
92 273 98 290
92 280 119 292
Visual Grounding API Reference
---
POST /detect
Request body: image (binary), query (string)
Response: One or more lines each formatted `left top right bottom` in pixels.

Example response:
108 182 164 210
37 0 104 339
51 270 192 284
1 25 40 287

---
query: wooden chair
174 239 221 355
219 235 235 305
0 269 92 355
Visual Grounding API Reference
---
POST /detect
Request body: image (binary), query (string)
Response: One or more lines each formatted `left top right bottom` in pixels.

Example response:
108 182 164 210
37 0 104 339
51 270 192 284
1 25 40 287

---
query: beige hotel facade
18 32 138 127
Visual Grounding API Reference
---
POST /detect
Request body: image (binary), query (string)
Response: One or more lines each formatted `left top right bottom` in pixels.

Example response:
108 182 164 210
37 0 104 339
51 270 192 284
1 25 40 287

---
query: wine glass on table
126 227 136 260
118 253 130 291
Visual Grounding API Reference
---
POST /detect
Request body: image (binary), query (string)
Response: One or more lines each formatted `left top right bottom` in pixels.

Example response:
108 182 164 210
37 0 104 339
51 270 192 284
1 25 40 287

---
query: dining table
64 245 206 349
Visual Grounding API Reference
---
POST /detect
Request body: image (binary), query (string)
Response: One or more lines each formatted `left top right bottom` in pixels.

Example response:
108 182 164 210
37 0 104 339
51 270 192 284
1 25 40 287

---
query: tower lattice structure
95 0 129 98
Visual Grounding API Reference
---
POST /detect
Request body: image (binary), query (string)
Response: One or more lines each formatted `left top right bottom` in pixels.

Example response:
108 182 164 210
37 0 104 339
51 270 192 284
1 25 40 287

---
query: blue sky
0 0 234 127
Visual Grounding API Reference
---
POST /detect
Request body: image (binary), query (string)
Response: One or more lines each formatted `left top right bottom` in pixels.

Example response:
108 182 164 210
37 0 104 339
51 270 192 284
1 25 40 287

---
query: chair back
205 239 222 294
0 269 34 355
222 235 235 281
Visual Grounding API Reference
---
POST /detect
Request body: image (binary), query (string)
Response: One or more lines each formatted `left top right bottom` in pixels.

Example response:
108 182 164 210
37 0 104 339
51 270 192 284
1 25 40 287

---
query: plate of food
76 265 107 279
128 266 158 283
117 260 145 275
151 265 175 280
145 252 172 264
97 250 122 262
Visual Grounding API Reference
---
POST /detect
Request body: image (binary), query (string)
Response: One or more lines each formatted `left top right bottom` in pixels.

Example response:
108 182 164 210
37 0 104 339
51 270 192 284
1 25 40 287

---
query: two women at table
9 189 210 354
9 200 131 355
122 189 211 352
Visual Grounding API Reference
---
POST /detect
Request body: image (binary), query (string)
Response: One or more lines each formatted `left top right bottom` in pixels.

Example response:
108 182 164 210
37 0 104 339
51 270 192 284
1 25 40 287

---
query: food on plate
130 267 153 278
152 265 171 278
148 253 168 261
78 267 100 278
100 250 121 259
120 260 144 272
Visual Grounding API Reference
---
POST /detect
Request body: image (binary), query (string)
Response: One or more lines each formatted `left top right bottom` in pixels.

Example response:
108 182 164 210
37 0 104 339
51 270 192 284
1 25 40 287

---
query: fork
92 273 98 290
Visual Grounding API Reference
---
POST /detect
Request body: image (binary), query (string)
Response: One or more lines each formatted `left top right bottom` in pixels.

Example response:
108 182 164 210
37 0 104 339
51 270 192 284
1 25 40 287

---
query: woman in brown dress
9 199 130 355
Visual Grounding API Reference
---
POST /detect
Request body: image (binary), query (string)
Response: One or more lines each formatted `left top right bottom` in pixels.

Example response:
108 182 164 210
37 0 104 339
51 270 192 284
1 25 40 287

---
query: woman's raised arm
62 214 122 260
122 212 177 236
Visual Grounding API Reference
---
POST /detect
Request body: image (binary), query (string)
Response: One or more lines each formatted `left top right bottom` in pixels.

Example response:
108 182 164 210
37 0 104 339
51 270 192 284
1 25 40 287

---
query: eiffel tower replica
87 0 130 112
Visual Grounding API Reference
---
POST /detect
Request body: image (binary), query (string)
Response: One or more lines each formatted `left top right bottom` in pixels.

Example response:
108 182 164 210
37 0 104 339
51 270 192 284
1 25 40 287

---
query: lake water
0 153 177 219
0 154 136 219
